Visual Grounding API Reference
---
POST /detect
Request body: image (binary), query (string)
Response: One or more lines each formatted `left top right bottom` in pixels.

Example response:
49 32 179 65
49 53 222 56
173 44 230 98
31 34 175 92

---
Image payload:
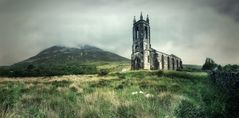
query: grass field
0 71 226 118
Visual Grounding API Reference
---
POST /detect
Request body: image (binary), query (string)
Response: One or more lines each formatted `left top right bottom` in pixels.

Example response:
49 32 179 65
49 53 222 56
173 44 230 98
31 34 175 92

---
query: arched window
145 27 148 39
135 57 141 70
172 58 175 70
176 60 179 68
136 27 139 39
140 42 143 50
167 57 170 69
135 45 138 51
180 61 183 68
161 55 164 69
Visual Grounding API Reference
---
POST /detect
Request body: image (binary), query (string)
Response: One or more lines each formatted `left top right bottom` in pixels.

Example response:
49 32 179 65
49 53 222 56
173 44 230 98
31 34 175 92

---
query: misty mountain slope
13 45 130 67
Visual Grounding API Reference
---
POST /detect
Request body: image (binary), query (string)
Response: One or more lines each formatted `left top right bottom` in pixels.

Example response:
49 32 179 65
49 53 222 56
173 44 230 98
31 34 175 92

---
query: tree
223 64 239 72
202 58 217 71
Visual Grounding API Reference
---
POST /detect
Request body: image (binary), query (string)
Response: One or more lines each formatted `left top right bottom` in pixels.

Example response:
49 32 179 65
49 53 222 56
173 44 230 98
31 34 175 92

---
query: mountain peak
37 45 103 56
13 45 129 66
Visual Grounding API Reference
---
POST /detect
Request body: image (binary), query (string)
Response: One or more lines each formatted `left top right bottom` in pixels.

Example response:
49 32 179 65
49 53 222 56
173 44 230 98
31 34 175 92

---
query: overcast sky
0 0 239 65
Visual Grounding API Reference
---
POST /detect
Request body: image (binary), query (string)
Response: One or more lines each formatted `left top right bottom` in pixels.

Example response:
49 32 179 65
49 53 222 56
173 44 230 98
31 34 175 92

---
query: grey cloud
0 0 239 65
210 0 239 21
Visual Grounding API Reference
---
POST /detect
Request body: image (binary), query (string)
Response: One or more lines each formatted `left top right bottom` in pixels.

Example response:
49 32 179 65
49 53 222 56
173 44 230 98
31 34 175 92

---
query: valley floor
0 71 226 118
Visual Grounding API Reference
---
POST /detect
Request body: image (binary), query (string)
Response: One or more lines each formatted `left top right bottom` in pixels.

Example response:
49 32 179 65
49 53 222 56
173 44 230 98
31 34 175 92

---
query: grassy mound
0 71 226 118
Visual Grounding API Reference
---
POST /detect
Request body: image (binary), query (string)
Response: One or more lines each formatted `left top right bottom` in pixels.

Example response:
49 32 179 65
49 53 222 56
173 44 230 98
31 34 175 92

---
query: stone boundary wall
210 71 239 117
210 71 239 93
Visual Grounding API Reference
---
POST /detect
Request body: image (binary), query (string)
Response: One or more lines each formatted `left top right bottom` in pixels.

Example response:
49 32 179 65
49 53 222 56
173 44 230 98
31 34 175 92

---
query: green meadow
0 70 227 118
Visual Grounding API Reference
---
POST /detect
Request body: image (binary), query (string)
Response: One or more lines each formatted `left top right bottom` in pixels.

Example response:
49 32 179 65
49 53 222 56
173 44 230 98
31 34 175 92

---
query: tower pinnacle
133 16 136 23
146 14 149 23
140 12 143 20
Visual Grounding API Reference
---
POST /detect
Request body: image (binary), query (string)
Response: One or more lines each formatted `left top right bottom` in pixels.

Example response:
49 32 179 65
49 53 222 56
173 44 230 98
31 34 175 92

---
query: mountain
0 45 130 76
13 45 129 67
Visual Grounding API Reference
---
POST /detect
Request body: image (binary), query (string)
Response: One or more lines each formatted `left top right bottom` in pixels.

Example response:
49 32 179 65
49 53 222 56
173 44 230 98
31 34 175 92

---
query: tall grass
0 71 226 118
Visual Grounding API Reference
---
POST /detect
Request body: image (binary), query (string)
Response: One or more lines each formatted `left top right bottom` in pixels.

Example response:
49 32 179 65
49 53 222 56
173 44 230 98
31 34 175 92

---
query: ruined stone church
131 13 183 70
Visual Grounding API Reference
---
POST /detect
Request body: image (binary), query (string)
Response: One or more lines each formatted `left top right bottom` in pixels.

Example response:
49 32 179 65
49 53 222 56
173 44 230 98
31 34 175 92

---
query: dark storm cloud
0 0 239 65
210 0 239 21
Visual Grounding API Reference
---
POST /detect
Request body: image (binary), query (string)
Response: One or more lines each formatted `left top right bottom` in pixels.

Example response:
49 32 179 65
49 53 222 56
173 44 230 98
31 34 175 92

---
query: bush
202 58 217 71
98 69 109 76
0 65 97 77
223 64 239 72
156 70 163 77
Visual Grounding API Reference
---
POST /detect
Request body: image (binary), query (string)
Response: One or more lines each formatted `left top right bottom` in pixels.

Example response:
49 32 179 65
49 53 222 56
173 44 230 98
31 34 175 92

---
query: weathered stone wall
144 50 151 70
152 52 182 70
210 71 239 117
210 71 239 93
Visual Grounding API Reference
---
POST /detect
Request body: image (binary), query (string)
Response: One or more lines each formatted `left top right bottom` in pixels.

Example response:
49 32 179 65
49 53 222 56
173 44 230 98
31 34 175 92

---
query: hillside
0 45 130 77
14 45 129 67
182 64 203 72
0 71 227 117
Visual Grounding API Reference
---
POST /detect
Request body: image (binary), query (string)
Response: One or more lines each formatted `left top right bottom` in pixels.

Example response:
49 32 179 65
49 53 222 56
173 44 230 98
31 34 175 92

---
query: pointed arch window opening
161 55 164 69
172 58 175 70
145 27 148 39
135 45 138 51
136 27 139 39
167 57 170 69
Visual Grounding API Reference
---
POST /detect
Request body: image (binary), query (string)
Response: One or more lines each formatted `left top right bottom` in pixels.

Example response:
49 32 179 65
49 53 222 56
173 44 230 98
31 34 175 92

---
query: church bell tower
131 13 151 70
